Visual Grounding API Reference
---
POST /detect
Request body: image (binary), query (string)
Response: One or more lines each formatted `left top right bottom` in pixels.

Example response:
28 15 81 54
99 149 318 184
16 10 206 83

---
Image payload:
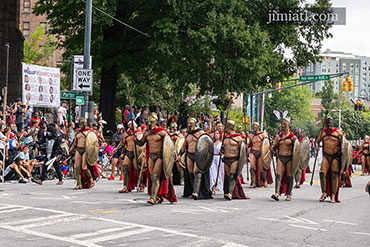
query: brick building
20 0 63 67
0 0 24 101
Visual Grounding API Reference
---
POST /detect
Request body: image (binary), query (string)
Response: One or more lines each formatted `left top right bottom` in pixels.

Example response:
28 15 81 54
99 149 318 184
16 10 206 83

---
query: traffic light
355 99 362 111
343 81 348 91
346 76 353 91
276 82 281 92
227 92 231 99
243 116 249 125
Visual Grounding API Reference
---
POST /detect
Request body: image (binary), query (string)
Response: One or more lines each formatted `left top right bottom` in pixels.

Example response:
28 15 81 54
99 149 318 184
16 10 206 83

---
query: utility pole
82 0 92 121
338 76 342 129
2 43 9 124
249 94 253 131
260 87 265 131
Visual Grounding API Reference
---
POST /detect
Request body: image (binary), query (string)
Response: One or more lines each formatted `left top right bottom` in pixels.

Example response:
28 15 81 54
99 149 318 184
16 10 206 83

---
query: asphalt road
1 159 370 247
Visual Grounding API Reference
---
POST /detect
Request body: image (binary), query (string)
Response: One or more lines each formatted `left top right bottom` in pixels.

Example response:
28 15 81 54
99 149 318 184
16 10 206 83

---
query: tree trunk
99 27 119 132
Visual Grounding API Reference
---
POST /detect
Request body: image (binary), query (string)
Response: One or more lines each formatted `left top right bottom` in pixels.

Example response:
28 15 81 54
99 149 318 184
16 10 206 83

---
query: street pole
249 94 253 131
2 43 9 183
260 87 265 132
82 0 92 121
338 76 342 129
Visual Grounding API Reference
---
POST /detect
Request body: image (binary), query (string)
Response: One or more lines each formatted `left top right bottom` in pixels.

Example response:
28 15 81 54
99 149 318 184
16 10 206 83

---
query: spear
243 106 249 181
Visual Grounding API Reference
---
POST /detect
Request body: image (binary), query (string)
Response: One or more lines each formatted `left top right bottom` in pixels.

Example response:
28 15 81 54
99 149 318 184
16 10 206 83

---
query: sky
321 0 370 56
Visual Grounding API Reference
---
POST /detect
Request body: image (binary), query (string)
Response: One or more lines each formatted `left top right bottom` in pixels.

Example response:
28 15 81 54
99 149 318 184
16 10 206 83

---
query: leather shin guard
250 168 256 186
75 167 82 186
295 170 301 185
332 171 339 195
287 176 293 196
261 170 267 183
83 169 93 180
224 175 230 194
122 165 129 187
319 172 326 194
151 174 160 200
179 168 184 183
275 174 281 194
341 172 346 184
228 173 237 194
193 172 202 195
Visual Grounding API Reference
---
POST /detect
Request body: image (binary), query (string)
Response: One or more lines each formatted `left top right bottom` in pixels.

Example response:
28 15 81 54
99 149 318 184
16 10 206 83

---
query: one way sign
74 69 93 92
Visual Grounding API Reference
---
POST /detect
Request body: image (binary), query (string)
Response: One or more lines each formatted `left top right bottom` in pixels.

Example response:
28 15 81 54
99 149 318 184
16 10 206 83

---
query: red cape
81 164 99 189
323 128 338 134
278 132 295 139
300 169 306 185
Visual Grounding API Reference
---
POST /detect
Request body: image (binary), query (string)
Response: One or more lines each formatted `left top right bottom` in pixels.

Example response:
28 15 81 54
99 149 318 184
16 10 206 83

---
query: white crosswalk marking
0 203 243 247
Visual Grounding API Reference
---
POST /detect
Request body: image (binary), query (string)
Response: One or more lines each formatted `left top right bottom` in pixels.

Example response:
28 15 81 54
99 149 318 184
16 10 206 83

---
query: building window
322 69 326 73
23 0 31 13
336 69 338 73
23 22 30 36
356 64 359 68
364 61 368 65
40 22 47 33
322 62 326 67
328 68 331 73
336 63 339 67
355 68 359 74
350 64 354 68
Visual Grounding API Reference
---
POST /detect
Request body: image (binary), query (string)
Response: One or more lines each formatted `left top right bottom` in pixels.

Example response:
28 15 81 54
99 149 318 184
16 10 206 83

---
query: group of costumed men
68 109 359 205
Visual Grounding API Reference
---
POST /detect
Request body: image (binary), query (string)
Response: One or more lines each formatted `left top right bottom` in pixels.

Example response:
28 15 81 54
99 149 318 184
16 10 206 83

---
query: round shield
261 138 272 170
341 136 349 172
195 133 214 173
175 136 186 168
299 137 310 170
86 131 99 166
162 134 175 179
60 142 70 156
135 132 145 160
237 141 246 177
291 139 300 174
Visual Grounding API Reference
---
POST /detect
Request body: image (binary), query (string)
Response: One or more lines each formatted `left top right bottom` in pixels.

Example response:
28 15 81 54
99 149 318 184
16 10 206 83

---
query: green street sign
76 96 84 105
61 91 82 99
299 75 330 82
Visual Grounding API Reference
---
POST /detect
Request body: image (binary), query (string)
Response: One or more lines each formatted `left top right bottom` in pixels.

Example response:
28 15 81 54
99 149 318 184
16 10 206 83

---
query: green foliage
265 80 316 132
318 80 338 112
23 25 56 66
34 0 333 128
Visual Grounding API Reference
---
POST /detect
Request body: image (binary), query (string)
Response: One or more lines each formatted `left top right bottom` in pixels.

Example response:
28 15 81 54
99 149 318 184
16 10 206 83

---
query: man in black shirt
12 98 29 132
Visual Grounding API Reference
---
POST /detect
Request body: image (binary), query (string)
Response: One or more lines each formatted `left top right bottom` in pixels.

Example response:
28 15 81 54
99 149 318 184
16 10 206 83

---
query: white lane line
323 219 358 226
89 228 153 244
0 208 28 214
255 217 279 222
297 217 319 225
71 201 102 205
19 215 87 229
71 227 129 239
29 197 67 200
0 225 101 247
1 213 73 226
351 232 370 236
62 195 72 199
0 206 19 210
290 224 327 232
171 210 202 215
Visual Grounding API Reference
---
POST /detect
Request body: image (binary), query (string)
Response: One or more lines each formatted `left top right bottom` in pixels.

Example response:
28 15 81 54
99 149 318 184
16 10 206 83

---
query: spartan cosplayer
117 121 141 193
221 120 247 200
316 117 345 203
293 129 311 189
70 118 99 190
136 113 177 204
271 115 298 201
170 122 185 185
360 135 370 176
248 122 272 188
178 118 213 200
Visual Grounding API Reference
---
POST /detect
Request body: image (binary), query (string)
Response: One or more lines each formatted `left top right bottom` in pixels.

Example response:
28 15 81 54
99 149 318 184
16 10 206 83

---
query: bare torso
76 130 89 148
249 132 266 152
274 132 295 156
185 130 204 153
321 130 342 155
224 134 242 158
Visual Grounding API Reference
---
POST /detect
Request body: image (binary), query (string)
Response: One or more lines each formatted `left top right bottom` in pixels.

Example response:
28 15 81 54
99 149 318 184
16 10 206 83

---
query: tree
265 80 316 132
34 0 333 129
23 24 56 66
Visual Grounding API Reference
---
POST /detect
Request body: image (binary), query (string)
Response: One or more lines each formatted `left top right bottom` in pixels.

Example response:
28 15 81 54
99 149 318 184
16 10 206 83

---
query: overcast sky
321 0 370 56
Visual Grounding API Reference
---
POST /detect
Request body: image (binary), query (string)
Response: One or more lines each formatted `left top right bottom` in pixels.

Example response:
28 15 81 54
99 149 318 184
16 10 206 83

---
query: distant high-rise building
302 49 370 101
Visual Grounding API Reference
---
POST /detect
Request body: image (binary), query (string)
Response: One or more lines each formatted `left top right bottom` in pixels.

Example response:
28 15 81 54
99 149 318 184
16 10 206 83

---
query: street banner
22 62 60 108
